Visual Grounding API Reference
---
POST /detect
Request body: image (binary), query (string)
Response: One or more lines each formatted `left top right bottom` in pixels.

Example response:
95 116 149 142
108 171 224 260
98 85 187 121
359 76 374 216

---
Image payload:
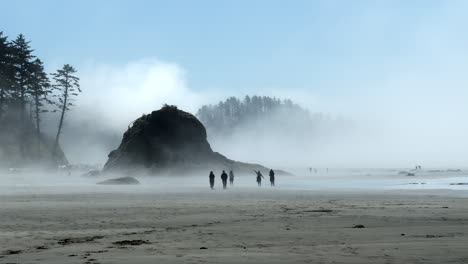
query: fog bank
40 57 468 169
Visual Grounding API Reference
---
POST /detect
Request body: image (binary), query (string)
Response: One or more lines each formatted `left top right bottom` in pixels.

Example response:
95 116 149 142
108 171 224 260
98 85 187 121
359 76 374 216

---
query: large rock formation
0 114 68 168
103 105 283 176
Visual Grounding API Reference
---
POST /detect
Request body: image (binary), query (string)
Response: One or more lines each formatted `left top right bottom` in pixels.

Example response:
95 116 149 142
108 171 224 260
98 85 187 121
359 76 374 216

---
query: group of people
208 169 275 190
209 170 234 189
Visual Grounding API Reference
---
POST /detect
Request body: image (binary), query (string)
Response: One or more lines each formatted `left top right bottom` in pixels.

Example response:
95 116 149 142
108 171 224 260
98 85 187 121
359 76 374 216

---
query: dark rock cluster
0 115 68 168
97 176 140 185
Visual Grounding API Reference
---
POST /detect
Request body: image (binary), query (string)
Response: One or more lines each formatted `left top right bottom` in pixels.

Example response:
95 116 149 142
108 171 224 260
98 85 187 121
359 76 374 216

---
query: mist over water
2 167 468 197
2 55 465 179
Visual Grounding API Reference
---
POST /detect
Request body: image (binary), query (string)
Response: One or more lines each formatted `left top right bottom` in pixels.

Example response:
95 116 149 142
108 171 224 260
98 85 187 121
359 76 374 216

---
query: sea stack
103 105 278 176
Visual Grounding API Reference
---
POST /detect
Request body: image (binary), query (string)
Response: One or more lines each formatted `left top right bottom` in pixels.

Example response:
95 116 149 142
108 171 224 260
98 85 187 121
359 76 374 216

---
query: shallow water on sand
1 168 468 196
283 173 468 191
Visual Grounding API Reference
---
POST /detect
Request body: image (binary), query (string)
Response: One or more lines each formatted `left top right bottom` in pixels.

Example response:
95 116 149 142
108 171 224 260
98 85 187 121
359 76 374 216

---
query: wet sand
1 188 468 263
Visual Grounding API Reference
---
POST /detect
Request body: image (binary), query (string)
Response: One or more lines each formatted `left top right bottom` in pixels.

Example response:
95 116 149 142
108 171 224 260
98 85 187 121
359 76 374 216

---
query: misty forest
0 32 80 168
197 96 339 136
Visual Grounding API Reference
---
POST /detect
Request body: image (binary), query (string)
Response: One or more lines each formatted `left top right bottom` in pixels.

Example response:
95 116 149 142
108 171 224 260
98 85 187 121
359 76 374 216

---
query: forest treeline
196 96 353 166
197 95 318 135
0 31 81 167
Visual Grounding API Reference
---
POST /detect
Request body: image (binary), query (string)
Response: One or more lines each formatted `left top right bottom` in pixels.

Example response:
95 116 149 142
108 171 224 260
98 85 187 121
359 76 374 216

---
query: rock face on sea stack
103 105 281 176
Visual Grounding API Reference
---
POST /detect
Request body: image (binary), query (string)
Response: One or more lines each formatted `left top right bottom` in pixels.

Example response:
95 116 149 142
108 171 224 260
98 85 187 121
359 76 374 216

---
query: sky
2 0 467 97
2 0 468 167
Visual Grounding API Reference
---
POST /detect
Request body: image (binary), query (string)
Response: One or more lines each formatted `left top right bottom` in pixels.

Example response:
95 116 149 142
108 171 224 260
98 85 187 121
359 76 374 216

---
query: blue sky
3 0 467 97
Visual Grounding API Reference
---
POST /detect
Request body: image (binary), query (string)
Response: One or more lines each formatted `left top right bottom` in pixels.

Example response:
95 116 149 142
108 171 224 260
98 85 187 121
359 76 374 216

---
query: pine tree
0 31 16 121
0 31 9 120
28 58 51 154
11 34 35 116
10 34 36 157
51 64 81 156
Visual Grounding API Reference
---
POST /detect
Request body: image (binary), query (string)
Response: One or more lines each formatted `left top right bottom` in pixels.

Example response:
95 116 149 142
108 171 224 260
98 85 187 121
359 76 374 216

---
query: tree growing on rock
51 64 81 156
0 32 71 167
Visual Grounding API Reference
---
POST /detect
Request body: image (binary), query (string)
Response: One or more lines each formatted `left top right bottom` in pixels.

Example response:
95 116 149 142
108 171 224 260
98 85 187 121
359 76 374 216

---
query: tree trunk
54 76 68 159
19 76 26 159
34 92 41 155
0 87 4 120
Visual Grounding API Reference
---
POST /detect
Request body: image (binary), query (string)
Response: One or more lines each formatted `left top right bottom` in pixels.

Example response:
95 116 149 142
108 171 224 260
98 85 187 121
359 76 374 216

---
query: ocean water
282 172 468 191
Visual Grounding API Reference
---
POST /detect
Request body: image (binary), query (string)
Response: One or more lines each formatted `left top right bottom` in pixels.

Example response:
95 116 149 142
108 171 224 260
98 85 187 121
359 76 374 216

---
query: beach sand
1 188 468 264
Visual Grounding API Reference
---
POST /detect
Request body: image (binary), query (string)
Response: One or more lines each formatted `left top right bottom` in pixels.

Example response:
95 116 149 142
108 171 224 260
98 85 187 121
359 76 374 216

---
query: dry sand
1 189 468 264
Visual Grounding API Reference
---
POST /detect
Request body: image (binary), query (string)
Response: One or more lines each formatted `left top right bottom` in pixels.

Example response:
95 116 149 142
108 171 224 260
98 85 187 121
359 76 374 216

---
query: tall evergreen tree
11 34 35 115
11 34 35 157
0 31 15 121
51 64 81 155
28 58 51 153
0 31 9 120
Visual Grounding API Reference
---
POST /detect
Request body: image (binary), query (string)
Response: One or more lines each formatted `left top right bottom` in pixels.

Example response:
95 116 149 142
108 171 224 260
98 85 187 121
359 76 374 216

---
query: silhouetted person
269 169 275 186
221 170 228 189
229 170 234 186
255 170 264 187
209 171 215 190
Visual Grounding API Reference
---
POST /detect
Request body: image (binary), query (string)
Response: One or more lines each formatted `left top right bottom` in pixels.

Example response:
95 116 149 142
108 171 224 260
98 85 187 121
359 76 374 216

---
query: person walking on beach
255 170 264 187
229 170 234 186
209 171 215 190
269 169 275 186
221 170 228 189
